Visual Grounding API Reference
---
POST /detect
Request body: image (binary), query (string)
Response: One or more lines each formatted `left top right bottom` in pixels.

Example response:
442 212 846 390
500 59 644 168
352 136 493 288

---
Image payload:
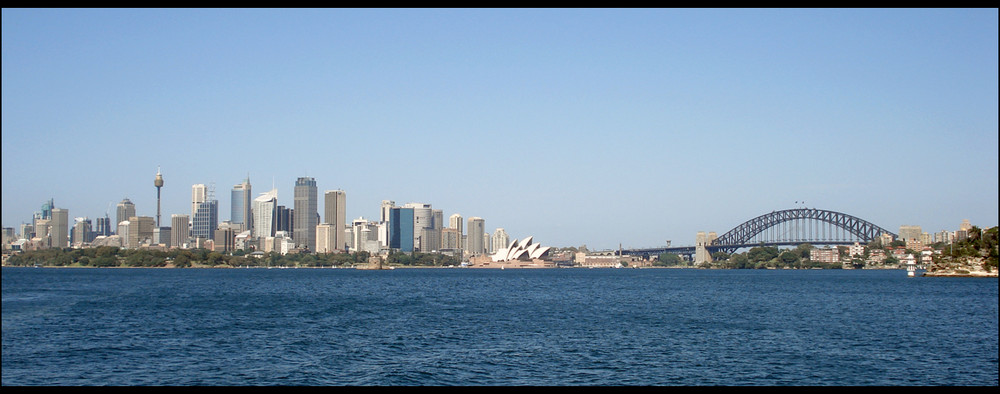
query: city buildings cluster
1 171 517 260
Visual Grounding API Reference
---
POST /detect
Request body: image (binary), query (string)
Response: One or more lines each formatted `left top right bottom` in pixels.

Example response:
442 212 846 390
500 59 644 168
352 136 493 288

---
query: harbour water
2 267 997 386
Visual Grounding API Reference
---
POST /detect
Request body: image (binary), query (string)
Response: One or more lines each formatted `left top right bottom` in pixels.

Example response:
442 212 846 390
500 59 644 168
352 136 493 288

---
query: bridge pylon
695 231 717 264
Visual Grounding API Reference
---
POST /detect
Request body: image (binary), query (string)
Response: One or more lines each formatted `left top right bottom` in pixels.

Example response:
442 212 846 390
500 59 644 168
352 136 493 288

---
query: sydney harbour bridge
609 208 897 262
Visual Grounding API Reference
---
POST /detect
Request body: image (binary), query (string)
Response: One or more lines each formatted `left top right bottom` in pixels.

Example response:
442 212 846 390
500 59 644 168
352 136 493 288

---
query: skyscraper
50 208 69 248
191 184 207 222
316 223 336 254
95 216 113 237
116 198 136 229
294 177 318 251
492 228 510 253
72 217 93 247
389 207 415 252
231 177 252 233
405 203 433 252
467 217 485 256
449 213 463 250
380 200 396 223
127 216 155 249
171 214 190 248
252 189 278 239
324 190 346 250
192 200 218 240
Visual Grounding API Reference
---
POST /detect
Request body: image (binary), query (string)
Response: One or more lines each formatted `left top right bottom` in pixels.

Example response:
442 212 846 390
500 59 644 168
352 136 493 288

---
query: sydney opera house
470 236 555 268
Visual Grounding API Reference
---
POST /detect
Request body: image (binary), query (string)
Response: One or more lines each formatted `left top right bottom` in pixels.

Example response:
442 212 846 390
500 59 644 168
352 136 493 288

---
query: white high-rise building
449 213 463 251
316 223 337 254
253 189 278 239
380 200 396 223
324 190 347 250
467 217 485 256
191 184 207 223
492 228 509 254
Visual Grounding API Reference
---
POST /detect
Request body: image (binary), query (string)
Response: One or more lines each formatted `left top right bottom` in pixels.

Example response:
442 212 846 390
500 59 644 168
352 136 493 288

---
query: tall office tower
154 226 171 247
467 217 485 256
389 207 415 252
324 190 347 250
191 184 207 222
449 213 463 250
316 223 336 253
441 227 461 250
231 177 252 233
899 225 922 242
40 199 54 220
252 189 278 238
171 214 190 248
380 200 396 223
492 228 510 253
127 216 155 249
276 205 293 237
19 223 33 240
95 216 112 237
117 220 130 248
484 232 492 254
294 177 318 251
72 217 93 247
403 203 436 251
192 200 218 240
116 198 136 228
154 167 164 227
50 208 69 248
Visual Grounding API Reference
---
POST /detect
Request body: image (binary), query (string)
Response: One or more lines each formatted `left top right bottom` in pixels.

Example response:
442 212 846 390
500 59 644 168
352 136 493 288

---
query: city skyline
2 8 998 250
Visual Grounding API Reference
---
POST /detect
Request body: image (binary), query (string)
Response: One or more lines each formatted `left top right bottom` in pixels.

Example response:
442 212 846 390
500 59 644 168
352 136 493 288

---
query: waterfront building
467 217 485 256
253 189 278 238
116 198 136 229
810 246 839 264
192 200 218 240
191 184 207 222
171 214 190 249
231 177 252 233
324 190 347 250
50 208 69 248
880 232 895 246
389 207 415 252
484 232 492 254
294 177 318 251
849 242 864 258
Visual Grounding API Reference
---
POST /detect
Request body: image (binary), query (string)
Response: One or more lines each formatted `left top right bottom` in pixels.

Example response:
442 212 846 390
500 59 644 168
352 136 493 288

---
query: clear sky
3 8 998 250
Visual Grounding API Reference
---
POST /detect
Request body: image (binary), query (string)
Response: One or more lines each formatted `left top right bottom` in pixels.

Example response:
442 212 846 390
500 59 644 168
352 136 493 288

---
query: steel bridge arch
710 208 897 254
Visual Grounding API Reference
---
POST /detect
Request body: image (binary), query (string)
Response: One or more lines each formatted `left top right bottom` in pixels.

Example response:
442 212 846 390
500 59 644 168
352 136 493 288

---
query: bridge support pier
695 231 716 265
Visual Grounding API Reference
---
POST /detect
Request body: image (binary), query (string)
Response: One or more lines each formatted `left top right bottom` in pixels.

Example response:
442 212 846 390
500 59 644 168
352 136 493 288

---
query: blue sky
3 8 997 250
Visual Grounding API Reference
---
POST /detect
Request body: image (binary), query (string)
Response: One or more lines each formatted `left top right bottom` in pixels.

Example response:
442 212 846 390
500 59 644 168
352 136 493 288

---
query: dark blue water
2 267 997 386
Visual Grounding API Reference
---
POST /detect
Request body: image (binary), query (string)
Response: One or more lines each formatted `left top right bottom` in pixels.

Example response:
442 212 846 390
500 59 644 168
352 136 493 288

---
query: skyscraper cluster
2 169 507 259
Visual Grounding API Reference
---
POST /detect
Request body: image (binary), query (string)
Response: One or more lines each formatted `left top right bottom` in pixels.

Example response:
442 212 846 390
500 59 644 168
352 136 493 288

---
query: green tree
656 253 682 266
